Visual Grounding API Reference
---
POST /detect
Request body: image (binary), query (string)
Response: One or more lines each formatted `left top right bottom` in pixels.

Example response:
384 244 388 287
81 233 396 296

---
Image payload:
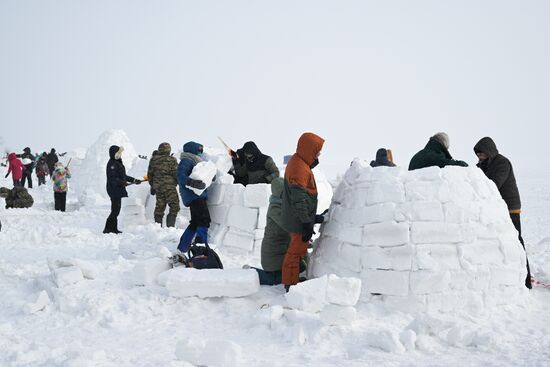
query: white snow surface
1 134 549 366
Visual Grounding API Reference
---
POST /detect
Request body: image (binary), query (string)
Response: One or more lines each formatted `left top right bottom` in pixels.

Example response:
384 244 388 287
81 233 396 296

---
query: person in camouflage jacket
0 186 34 209
148 143 180 227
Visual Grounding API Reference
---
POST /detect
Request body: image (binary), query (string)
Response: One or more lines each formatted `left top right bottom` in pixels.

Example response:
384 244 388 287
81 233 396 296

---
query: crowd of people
1 132 532 290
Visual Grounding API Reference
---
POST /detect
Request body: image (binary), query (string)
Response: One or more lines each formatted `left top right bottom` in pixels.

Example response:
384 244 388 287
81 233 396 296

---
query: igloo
309 160 528 313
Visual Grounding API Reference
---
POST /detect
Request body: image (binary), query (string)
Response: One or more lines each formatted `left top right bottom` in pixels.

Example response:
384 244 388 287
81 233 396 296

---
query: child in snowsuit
52 162 71 212
103 145 142 234
5 153 25 187
176 142 211 252
35 155 49 186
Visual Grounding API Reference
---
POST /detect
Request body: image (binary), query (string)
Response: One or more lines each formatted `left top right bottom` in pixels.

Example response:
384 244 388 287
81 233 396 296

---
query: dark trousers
188 198 211 230
254 261 306 286
21 169 33 188
38 176 46 186
510 213 532 289
104 197 122 233
54 192 67 212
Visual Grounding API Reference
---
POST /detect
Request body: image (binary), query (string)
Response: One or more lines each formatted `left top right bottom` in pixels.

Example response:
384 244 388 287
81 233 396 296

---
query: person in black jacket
17 147 35 188
103 145 142 234
370 148 396 167
230 141 279 186
474 137 532 289
46 149 59 177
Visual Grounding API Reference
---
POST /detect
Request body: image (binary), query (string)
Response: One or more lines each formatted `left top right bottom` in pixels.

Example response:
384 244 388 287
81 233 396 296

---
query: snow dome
309 160 528 314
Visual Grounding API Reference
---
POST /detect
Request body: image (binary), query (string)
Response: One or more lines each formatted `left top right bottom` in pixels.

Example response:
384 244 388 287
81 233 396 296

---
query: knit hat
432 132 450 149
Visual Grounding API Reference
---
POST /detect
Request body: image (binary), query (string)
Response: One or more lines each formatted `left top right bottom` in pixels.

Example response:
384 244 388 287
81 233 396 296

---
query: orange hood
296 133 324 166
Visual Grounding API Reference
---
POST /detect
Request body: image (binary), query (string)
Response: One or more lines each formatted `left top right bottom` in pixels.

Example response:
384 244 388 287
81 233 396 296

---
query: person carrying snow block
35 154 49 186
0 186 34 209
5 153 25 187
46 148 59 177
103 145 142 234
370 148 396 167
409 132 468 171
176 141 211 252
230 141 279 186
52 162 71 212
474 137 532 289
17 147 35 188
281 132 325 289
148 143 180 227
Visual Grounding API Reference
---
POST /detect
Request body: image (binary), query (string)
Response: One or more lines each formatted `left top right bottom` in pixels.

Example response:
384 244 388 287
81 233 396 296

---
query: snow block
363 270 409 296
323 220 363 246
405 180 450 202
223 228 255 252
411 222 462 244
339 243 362 272
285 275 328 313
132 257 172 286
257 206 268 229
207 184 226 206
362 244 413 271
165 268 259 298
406 166 441 181
243 183 271 208
326 274 361 306
188 161 217 195
209 205 230 224
320 304 357 326
479 199 509 224
225 184 245 206
363 221 409 247
395 201 444 222
365 180 405 205
227 206 258 232
415 244 460 270
490 267 523 288
410 270 451 295
459 240 504 265
52 266 84 287
26 291 50 314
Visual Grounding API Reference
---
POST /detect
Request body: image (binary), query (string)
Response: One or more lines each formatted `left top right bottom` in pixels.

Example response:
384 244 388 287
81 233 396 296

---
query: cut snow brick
225 184 245 206
415 245 460 271
364 221 409 247
226 206 258 232
459 240 504 265
411 222 462 244
410 270 451 294
132 257 172 286
243 184 271 208
257 207 268 229
490 267 524 288
405 180 450 202
223 229 255 252
339 243 362 272
362 245 413 271
326 274 361 306
188 161 217 195
365 180 405 205
26 291 50 314
395 201 444 222
209 205 230 224
52 266 84 287
406 166 441 181
285 275 328 313
206 183 225 206
165 268 259 298
320 304 357 326
364 270 409 296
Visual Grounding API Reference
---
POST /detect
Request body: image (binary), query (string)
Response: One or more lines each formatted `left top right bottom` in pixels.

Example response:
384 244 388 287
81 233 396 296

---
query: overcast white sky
1 0 548 177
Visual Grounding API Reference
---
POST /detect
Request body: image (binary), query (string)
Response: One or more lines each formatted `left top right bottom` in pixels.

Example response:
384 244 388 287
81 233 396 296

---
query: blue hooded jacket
177 141 207 206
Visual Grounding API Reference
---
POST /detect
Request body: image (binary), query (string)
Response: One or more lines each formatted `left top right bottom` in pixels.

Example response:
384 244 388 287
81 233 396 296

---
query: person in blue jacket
177 142 211 252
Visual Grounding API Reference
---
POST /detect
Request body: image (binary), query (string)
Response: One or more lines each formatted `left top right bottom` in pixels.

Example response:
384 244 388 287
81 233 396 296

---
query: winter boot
154 215 163 226
103 217 116 234
166 214 177 228
177 227 196 252
195 226 209 244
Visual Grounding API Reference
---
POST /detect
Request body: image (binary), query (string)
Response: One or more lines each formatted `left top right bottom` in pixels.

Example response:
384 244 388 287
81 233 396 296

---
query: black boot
154 215 163 226
166 214 177 228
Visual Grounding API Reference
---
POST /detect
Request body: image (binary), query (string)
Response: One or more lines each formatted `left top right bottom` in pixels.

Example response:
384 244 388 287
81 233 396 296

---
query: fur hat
115 146 124 160
432 132 450 149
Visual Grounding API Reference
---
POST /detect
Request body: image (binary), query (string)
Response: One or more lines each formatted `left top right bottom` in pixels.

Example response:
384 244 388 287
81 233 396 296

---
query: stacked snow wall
309 160 528 313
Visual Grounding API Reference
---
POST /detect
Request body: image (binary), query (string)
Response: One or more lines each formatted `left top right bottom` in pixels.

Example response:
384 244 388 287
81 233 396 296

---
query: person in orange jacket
280 132 325 290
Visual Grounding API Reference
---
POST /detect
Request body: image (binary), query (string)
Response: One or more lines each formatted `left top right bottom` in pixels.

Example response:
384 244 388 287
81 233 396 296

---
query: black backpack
187 243 223 269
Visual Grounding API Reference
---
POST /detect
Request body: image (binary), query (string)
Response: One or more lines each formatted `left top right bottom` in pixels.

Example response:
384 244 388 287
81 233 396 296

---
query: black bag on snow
187 243 223 269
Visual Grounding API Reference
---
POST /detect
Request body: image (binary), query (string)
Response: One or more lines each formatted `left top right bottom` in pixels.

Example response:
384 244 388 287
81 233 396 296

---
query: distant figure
52 162 71 212
103 145 142 234
46 148 59 177
5 153 25 187
370 148 396 167
176 142 211 252
0 186 34 209
17 147 35 188
148 143 180 227
409 132 468 170
230 141 279 186
474 137 532 289
35 154 49 186
281 132 325 290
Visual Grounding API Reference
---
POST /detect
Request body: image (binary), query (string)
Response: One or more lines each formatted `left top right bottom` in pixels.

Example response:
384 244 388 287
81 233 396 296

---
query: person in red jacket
5 153 24 187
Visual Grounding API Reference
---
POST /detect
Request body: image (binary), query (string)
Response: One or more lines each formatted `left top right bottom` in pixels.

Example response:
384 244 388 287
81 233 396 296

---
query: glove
301 222 315 242
315 209 329 224
134 179 142 185
121 181 129 187
150 188 156 196
187 178 206 190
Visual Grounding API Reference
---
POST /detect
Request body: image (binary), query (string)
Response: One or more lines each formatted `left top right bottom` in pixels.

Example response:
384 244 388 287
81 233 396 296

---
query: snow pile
309 162 528 313
72 130 138 206
285 274 361 326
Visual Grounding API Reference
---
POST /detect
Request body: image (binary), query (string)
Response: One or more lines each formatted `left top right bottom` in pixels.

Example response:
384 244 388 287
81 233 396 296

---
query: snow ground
0 172 549 367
